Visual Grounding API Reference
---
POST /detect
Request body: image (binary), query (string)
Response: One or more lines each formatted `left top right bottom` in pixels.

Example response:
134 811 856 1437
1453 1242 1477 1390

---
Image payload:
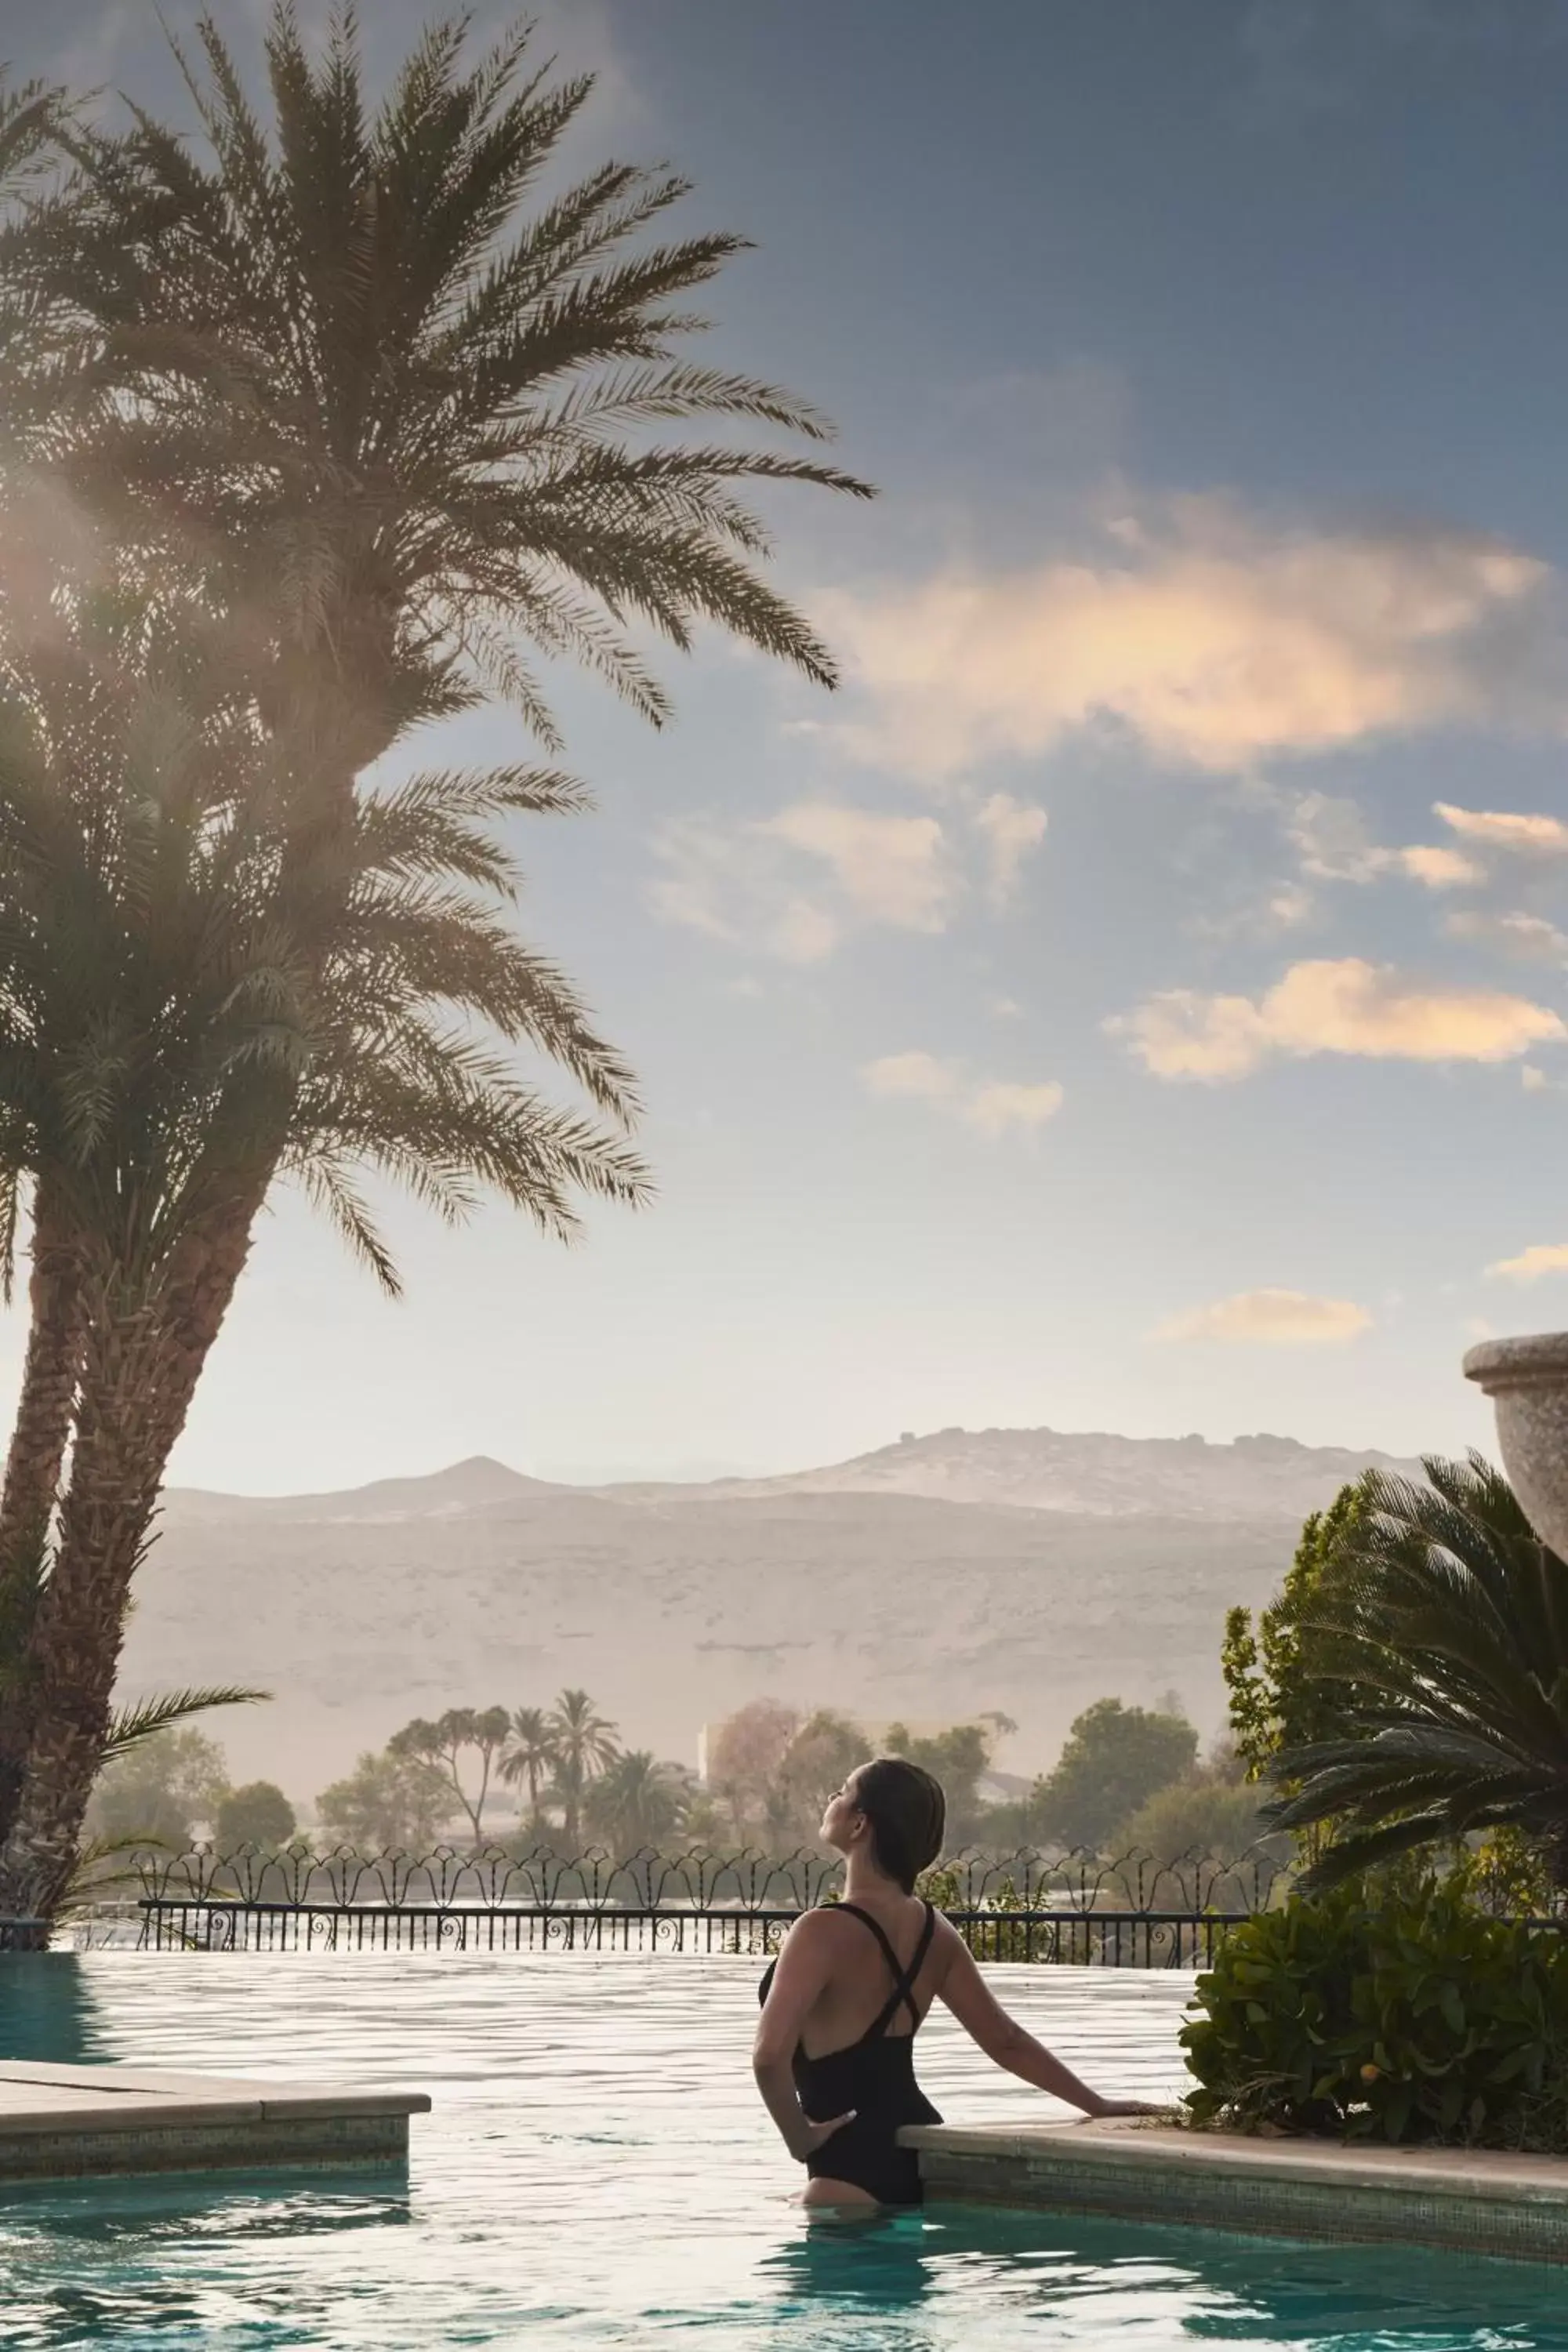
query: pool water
1 1953 1566 2347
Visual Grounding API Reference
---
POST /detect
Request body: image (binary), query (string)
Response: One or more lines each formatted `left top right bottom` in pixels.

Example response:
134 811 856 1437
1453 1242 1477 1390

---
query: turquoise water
1 1953 1566 2347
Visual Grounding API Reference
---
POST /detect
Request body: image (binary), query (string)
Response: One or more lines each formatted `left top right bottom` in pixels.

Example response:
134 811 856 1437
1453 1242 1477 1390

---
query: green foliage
919 1864 1039 1960
1112 1774 1269 1862
389 1706 511 1845
213 1781 296 1849
884 1716 1007 1846
1221 1480 1370 1783
85 1727 229 1849
1182 1880 1568 2149
316 1748 451 1851
1030 1697 1199 1850
498 1706 558 1828
779 1711 873 1826
582 1751 691 1849
1265 1457 1568 1890
1460 1825 1558 1918
545 1688 621 1844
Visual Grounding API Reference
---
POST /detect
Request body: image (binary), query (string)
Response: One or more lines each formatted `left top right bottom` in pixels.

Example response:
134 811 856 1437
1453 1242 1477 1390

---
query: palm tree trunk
0 1187 86 1861
0 1188 265 1923
0 1187 86 1579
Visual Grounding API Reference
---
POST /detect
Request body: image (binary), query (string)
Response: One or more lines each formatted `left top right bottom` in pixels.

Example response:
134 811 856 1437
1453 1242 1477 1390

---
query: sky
6 0 1568 1490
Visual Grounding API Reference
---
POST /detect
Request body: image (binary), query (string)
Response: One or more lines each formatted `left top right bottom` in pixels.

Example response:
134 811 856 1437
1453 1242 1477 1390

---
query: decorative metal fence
82 1842 1295 1962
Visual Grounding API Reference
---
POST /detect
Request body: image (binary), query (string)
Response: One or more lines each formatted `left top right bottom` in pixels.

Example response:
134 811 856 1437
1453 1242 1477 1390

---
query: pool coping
0 2061 430 2183
901 2117 1568 2263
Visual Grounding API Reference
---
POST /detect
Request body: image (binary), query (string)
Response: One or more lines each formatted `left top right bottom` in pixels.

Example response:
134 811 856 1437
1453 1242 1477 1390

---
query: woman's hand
787 2107 856 2161
1081 2096 1166 2120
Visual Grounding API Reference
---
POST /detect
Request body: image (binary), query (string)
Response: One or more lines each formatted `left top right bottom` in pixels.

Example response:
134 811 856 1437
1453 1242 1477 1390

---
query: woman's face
821 1770 867 1855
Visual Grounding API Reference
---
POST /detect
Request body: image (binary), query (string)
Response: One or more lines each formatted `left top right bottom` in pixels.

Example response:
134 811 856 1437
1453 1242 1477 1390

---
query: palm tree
499 1706 558 1834
0 603 643 1917
0 8 866 1918
583 1751 688 1852
547 1688 620 1846
1265 1455 1568 1890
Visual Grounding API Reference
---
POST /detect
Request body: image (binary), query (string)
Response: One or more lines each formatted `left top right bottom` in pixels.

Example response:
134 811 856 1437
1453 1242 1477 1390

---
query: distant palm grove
89 1685 1265 1868
0 9 873 1929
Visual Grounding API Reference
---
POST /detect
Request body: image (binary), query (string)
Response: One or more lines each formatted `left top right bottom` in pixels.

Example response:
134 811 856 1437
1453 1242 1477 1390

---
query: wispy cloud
1436 802 1568 855
1448 910 1568 964
762 804 952 932
1152 1287 1372 1345
1486 1242 1568 1281
862 1051 957 1103
974 794 1048 906
1110 957 1565 1081
1288 791 1483 891
648 803 956 964
861 1053 1063 1138
816 495 1560 783
962 1080 1066 1137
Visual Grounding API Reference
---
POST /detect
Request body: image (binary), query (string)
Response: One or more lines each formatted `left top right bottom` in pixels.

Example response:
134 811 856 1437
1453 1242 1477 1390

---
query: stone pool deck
903 2117 1568 2262
0 2062 429 2184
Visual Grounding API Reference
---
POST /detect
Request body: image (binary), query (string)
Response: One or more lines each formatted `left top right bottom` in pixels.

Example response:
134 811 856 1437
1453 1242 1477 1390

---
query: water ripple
0 1955 1563 2347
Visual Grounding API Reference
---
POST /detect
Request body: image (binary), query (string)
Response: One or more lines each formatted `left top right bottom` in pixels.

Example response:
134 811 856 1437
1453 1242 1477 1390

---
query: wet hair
852 1757 946 1893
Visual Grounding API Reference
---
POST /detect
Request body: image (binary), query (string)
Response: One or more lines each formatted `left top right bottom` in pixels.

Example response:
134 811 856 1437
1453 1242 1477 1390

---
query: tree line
92 1682 1269 1861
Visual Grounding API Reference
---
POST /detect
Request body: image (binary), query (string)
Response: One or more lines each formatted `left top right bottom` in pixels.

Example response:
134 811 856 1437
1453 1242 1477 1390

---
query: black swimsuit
758 1899 942 2207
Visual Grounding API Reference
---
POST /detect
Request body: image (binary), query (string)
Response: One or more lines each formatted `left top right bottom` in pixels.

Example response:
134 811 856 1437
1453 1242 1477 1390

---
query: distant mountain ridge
165 1424 1421 1526
132 1421 1423 1806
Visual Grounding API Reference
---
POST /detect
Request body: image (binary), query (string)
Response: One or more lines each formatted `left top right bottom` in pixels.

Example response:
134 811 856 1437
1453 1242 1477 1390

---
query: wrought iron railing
87 1842 1294 1961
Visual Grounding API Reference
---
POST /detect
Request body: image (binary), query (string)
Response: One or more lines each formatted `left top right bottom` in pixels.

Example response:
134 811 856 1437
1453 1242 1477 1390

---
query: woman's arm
935 1930 1158 2118
752 1913 858 2160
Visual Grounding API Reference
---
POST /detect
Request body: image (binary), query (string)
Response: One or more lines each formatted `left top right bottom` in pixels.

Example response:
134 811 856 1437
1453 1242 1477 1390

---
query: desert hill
126 1425 1422 1813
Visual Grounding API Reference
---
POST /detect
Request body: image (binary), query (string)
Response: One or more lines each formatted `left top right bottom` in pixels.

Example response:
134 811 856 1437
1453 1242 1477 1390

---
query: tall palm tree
547 1687 620 1846
0 603 642 1916
583 1751 689 1852
1265 1455 1568 1890
499 1706 558 1834
0 8 866 1917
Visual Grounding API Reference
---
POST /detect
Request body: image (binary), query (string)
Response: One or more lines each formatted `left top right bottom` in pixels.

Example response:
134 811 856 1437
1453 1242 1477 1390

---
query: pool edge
902 2120 1568 2264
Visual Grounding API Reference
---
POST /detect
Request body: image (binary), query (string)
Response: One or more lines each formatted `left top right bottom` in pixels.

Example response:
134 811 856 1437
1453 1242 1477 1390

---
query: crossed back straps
836 1900 938 2043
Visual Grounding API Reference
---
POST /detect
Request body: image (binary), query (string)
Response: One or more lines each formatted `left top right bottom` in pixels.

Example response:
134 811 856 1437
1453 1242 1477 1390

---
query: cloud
1110 956 1566 1082
1396 844 1483 887
861 1054 1063 1138
961 1080 1065 1136
1523 1064 1568 1094
974 794 1048 904
817 496 1559 782
761 804 952 932
1152 1288 1373 1346
649 803 955 963
1447 910 1568 964
1287 793 1482 890
987 994 1024 1018
1436 802 1568 855
1486 1243 1568 1281
862 1051 957 1103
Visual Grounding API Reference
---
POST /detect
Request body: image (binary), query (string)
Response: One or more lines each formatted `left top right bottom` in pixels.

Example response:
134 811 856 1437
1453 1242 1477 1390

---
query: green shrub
1181 1881 1568 2149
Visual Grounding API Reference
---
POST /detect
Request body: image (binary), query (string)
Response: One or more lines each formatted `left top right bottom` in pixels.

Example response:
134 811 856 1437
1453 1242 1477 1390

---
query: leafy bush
1181 1881 1568 2149
214 1782 296 1850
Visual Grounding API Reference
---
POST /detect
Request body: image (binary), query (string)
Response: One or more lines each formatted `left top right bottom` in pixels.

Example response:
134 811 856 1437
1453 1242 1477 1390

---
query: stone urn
1464 1333 1568 1558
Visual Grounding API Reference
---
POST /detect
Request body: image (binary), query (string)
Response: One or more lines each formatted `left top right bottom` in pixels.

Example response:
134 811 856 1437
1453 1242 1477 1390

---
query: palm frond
103 1684 268 1764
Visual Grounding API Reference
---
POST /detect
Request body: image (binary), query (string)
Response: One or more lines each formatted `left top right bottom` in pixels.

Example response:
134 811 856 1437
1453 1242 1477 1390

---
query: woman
754 1756 1156 2209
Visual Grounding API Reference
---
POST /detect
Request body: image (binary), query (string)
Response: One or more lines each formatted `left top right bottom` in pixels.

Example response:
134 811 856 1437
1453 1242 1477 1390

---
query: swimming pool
2 1952 1566 2347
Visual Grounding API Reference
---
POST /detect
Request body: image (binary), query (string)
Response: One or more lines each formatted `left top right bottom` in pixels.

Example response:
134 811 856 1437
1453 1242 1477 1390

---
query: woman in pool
754 1755 1156 2209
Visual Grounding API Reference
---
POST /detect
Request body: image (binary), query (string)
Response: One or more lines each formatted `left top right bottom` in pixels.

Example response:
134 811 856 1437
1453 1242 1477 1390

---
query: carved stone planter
1464 1333 1568 1558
